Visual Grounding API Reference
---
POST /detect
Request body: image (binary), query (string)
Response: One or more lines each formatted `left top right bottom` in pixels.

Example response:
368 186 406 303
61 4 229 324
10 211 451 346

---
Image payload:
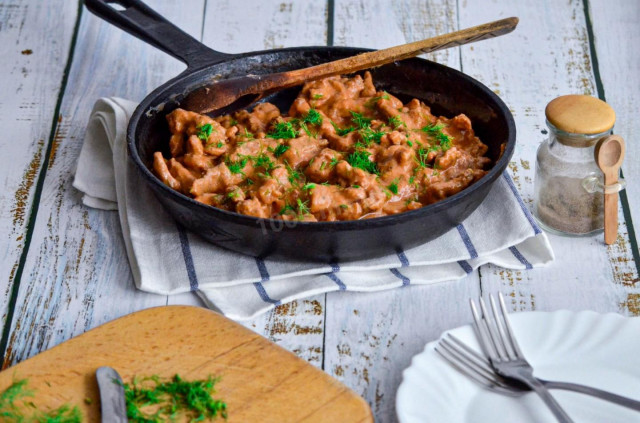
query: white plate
396 310 640 423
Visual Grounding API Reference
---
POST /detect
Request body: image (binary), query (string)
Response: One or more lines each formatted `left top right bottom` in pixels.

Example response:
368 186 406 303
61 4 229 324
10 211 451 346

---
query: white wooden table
1 1 638 421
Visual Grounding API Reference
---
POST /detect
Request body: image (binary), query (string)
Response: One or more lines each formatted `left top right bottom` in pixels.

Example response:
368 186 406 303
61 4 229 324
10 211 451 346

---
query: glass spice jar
533 95 623 236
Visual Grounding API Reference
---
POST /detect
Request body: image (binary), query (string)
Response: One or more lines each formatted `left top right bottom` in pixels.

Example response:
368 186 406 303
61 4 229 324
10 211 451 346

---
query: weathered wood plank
3 0 205 366
0 0 78 339
324 1 482 421
457 1 639 315
196 0 330 367
588 0 640 314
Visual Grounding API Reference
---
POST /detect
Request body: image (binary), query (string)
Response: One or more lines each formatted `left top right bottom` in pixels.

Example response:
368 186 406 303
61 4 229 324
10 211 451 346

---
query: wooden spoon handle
277 17 519 90
603 171 619 245
185 17 518 114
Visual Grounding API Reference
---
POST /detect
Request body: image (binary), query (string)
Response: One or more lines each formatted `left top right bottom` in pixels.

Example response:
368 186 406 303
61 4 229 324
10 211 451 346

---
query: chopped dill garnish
359 127 385 146
331 122 355 136
273 144 290 158
319 161 327 171
253 153 276 172
296 199 311 217
312 93 324 100
207 140 224 148
196 123 214 141
406 140 413 147
416 146 439 168
365 93 390 108
437 131 452 151
299 121 312 136
329 157 340 167
420 123 444 135
267 121 297 139
241 128 254 139
347 150 379 174
303 109 323 126
302 183 317 191
352 184 360 188
339 204 348 209
388 180 399 195
388 115 405 129
420 123 453 151
123 374 227 423
246 178 254 186
227 190 241 199
229 119 238 126
280 204 295 215
409 175 415 185
350 111 372 129
227 157 248 175
0 379 82 423
285 161 303 184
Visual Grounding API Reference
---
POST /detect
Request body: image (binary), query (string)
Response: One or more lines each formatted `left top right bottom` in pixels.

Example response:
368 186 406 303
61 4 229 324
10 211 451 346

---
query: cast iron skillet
85 0 516 262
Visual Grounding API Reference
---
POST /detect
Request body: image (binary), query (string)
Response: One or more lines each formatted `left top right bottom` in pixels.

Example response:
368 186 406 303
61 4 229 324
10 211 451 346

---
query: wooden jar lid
545 95 615 134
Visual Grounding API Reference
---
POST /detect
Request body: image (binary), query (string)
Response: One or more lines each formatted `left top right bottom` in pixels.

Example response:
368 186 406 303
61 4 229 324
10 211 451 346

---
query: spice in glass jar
533 95 618 236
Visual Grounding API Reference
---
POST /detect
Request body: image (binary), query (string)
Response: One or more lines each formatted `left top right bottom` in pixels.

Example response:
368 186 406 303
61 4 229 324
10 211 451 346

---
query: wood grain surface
0 1 638 423
0 0 79 334
0 306 373 422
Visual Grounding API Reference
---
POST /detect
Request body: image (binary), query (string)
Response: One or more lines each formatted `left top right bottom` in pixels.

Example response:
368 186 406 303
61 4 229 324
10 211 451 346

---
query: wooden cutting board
0 306 373 422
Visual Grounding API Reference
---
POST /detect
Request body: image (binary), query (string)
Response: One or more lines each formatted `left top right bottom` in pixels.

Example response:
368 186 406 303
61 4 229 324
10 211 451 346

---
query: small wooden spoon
595 135 626 245
183 17 519 115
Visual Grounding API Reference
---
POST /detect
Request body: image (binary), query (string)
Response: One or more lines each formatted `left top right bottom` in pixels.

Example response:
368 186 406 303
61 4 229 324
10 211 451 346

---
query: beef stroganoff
154 72 491 222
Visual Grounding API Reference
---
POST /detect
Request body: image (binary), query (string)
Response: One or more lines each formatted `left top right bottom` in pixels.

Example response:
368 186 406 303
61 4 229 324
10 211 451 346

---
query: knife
96 366 128 423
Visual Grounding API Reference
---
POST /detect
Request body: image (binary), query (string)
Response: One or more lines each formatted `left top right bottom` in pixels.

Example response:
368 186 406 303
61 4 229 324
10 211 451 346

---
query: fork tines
434 334 522 396
470 292 523 362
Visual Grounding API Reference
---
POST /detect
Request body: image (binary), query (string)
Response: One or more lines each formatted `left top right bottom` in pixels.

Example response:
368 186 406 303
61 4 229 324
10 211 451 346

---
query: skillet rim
127 46 516 232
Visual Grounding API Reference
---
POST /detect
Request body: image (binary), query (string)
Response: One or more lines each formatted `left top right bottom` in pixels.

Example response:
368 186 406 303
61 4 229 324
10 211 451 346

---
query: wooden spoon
183 17 519 115
595 135 626 245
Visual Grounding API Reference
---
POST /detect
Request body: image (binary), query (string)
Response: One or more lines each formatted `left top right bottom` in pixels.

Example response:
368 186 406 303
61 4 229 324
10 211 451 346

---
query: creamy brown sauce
153 72 491 221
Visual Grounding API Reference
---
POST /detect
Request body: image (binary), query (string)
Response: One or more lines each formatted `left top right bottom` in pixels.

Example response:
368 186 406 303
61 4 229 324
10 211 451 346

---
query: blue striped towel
74 98 554 320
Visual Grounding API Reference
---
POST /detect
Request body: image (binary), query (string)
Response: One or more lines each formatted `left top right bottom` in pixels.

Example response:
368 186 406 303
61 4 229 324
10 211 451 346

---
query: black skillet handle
84 0 232 69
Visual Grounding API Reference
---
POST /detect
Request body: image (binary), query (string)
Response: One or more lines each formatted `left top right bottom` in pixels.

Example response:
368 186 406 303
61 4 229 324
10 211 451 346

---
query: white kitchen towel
74 97 554 320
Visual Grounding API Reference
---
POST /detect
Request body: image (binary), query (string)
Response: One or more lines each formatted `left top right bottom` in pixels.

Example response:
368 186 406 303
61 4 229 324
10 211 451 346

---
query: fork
435 333 640 411
470 293 574 423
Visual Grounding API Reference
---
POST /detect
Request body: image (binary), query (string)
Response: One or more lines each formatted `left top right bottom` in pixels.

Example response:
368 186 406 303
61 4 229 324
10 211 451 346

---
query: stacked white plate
396 311 640 422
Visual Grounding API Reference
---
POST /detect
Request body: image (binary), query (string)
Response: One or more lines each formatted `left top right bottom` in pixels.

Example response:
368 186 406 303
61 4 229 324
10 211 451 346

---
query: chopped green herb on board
0 379 82 423
123 374 227 423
